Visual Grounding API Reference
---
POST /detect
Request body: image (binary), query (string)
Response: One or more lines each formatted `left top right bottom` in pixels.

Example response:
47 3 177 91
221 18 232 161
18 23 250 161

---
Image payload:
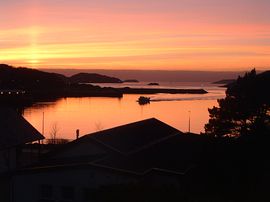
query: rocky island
123 79 139 83
148 82 159 86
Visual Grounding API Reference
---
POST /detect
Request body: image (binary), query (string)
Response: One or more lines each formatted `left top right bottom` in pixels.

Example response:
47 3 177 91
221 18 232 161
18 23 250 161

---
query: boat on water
137 96 151 105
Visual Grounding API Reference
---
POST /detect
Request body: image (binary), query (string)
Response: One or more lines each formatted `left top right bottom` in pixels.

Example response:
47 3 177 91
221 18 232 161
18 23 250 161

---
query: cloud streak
0 0 270 70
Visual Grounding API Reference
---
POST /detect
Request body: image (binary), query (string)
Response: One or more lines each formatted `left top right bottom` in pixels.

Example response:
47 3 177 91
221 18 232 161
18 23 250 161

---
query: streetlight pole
42 112 45 136
188 110 191 133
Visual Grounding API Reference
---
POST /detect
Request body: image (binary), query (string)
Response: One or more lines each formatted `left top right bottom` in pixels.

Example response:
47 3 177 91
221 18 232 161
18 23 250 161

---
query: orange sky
1 0 270 70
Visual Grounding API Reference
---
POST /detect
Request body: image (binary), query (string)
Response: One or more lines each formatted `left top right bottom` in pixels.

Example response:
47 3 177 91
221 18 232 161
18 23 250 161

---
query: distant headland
212 79 235 85
0 64 208 106
41 68 248 82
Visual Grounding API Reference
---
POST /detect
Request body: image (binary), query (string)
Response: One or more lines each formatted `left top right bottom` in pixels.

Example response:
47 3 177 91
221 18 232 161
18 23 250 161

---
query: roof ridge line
126 132 180 155
84 118 157 137
90 136 125 155
142 164 197 176
143 167 185 176
89 162 141 176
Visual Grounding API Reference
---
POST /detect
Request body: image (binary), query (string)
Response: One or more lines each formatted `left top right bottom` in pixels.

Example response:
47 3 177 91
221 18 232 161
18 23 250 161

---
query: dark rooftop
87 118 181 154
40 118 181 168
0 107 44 150
95 134 215 174
27 118 216 177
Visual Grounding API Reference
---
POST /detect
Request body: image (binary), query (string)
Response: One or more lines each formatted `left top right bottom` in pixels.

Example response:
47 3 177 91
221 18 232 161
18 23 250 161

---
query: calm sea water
23 82 225 140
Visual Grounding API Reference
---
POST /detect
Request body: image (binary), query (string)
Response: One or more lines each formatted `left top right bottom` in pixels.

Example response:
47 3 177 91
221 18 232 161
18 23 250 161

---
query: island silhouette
0 64 207 107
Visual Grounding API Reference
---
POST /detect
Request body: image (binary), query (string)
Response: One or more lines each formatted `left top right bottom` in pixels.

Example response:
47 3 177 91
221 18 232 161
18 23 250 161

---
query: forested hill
0 64 67 90
0 64 123 90
69 73 122 83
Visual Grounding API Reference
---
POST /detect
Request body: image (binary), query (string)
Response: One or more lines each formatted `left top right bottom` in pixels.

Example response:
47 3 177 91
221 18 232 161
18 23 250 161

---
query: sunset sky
1 0 270 70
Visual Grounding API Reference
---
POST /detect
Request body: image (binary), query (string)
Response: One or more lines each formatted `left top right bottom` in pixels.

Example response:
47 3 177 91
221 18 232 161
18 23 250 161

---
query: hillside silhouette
0 64 67 90
0 64 123 101
69 72 122 83
0 64 208 105
0 64 123 90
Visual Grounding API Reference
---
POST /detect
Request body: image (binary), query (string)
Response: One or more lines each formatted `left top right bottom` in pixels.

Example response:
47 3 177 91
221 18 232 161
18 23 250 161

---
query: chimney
76 129 80 139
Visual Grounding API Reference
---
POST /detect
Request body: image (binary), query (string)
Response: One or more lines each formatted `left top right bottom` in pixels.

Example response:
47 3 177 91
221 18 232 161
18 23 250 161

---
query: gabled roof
26 132 215 177
26 119 216 177
41 118 181 165
87 118 181 154
95 134 215 174
0 107 44 150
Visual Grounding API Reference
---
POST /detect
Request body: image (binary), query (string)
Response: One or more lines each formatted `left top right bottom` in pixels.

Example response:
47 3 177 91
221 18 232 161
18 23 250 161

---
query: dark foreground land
1 69 270 202
1 132 269 202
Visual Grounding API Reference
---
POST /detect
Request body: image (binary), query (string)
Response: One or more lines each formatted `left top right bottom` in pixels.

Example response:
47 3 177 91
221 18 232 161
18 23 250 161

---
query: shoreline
116 87 208 95
0 86 208 108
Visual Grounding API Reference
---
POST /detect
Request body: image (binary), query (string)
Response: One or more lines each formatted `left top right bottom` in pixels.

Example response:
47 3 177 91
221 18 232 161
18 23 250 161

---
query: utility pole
42 112 45 136
42 111 45 144
188 110 191 133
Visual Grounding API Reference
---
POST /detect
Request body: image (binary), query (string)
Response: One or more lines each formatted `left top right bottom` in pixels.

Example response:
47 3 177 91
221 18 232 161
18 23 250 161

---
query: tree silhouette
205 69 270 138
49 122 59 144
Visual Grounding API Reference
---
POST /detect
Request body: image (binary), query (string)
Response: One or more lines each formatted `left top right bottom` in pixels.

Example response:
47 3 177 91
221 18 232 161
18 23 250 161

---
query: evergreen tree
205 69 270 138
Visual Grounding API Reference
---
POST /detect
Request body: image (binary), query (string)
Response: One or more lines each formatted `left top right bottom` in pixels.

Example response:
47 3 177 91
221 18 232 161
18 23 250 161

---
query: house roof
14 160 186 178
42 118 181 165
41 118 215 175
0 107 44 150
22 133 214 178
95 133 215 174
87 118 181 154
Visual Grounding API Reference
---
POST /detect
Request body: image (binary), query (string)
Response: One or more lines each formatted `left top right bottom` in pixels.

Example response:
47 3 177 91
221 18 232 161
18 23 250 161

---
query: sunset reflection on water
23 93 222 140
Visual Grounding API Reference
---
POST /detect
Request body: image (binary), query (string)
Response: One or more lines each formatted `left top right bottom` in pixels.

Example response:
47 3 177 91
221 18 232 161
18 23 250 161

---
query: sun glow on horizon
1 0 270 70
